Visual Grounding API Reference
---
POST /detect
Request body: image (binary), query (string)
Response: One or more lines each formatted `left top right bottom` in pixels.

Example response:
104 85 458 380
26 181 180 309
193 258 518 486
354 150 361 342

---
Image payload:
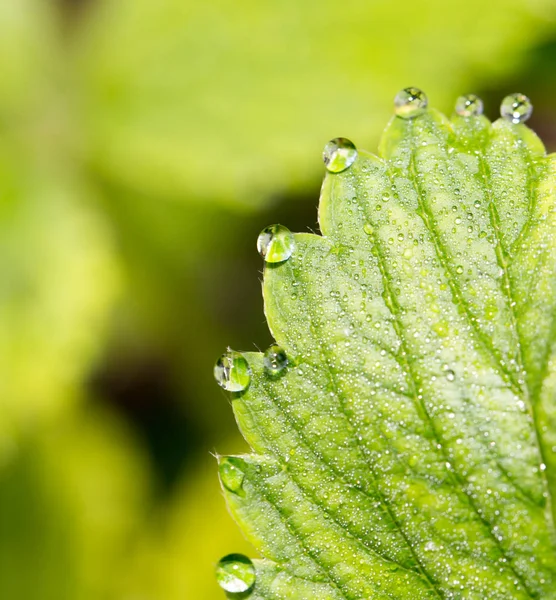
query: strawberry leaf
217 93 556 599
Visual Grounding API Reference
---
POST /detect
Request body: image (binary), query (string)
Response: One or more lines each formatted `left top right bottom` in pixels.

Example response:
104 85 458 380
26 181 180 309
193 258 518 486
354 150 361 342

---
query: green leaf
218 101 556 598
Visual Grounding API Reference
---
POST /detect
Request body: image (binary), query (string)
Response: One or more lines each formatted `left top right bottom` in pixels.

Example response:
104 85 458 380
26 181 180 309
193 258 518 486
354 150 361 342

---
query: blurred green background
2 0 556 598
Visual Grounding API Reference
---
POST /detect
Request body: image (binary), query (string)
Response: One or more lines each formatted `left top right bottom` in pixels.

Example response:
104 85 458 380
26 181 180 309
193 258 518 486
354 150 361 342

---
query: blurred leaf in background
75 0 556 206
0 404 149 600
1 0 556 598
0 1 118 452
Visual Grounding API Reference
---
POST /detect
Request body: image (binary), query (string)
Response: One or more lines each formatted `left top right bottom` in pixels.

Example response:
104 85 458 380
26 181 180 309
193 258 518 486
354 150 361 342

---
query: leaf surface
219 105 556 599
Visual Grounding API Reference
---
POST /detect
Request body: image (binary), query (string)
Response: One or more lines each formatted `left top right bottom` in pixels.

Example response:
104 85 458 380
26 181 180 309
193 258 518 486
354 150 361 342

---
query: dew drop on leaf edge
216 553 256 594
500 93 533 124
214 349 251 392
322 137 358 173
257 224 295 263
263 344 289 376
219 457 246 495
455 94 484 117
394 87 428 118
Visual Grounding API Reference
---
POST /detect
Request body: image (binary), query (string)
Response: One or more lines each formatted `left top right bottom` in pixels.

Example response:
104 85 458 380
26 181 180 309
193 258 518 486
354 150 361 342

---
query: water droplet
455 94 483 117
445 370 456 382
263 345 288 376
500 93 533 124
219 457 247 495
456 265 464 275
363 222 374 236
216 554 256 594
322 138 358 173
214 349 251 392
257 225 294 263
394 87 428 118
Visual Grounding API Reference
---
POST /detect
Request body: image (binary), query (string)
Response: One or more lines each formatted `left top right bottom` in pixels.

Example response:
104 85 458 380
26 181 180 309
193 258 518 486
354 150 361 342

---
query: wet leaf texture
218 98 556 599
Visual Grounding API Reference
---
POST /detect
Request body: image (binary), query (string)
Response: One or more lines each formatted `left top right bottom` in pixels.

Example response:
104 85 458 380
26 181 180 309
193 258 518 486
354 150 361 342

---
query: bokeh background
2 1 556 598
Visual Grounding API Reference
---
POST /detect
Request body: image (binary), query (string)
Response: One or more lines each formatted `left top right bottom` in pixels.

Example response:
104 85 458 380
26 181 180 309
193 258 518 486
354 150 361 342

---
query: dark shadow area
90 354 200 494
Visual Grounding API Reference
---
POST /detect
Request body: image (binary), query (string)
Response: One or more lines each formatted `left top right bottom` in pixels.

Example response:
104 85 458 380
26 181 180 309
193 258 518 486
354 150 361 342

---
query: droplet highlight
216 554 256 594
322 137 358 173
394 87 428 118
257 224 294 263
500 93 533 124
214 349 251 392
455 94 483 117
219 457 247 495
264 345 288 376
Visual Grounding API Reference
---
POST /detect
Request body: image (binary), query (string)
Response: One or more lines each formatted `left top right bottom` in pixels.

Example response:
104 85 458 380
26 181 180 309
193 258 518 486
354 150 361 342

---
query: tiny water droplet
216 554 256 594
219 457 247 495
500 93 533 124
214 349 251 392
455 94 483 117
394 87 428 118
322 137 358 173
257 224 294 263
263 345 288 376
363 222 374 236
445 370 456 382
456 265 464 275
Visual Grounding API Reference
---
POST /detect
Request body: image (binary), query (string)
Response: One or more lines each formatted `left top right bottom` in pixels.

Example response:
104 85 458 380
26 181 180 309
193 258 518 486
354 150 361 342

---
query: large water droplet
322 138 358 173
216 554 256 594
455 94 483 117
394 87 428 118
219 457 247 495
257 224 294 263
500 93 533 124
264 345 288 376
214 349 251 392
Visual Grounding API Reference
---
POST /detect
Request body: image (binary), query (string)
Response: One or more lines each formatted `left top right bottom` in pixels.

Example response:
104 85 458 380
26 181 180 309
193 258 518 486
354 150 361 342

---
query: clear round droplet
500 93 533 124
394 87 428 118
363 223 374 236
455 94 483 117
216 554 256 594
264 345 288 376
257 224 294 263
322 137 358 173
219 457 247 495
214 349 251 392
445 369 456 382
